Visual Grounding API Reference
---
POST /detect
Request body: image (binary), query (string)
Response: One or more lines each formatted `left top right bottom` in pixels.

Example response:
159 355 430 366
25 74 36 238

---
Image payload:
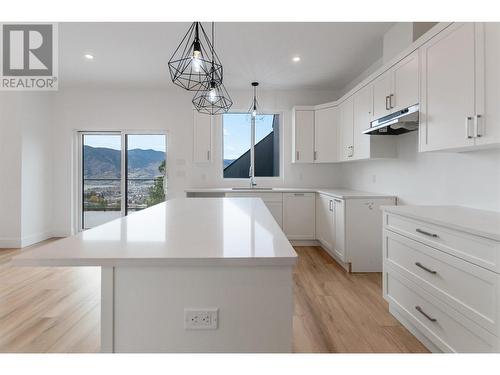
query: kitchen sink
231 187 274 191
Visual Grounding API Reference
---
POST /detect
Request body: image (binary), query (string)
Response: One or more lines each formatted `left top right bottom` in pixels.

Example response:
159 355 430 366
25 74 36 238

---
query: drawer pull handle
416 228 439 238
415 262 437 274
415 306 437 322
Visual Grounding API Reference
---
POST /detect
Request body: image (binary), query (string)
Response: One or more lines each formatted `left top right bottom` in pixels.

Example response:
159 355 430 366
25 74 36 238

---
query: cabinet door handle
415 262 437 274
296 151 299 161
334 199 342 203
465 116 474 138
389 94 394 109
474 114 483 137
415 306 437 322
416 228 439 238
329 200 333 211
314 151 317 161
207 150 210 160
385 96 390 110
294 193 305 196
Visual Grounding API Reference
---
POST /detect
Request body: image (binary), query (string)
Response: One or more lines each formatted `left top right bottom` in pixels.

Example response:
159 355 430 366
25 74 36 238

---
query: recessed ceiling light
84 54 94 60
292 56 301 62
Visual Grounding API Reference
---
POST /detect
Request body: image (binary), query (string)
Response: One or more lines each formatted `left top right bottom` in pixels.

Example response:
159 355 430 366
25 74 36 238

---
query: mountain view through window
82 133 166 229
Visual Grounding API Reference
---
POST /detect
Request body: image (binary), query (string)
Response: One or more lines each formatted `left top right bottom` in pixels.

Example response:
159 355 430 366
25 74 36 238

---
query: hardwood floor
293 246 428 353
0 242 428 353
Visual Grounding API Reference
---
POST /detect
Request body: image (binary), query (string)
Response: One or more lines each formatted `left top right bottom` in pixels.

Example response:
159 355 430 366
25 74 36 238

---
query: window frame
75 129 168 232
221 111 284 182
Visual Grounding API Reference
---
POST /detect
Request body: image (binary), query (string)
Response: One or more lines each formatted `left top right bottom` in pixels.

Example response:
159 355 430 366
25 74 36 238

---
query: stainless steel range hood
363 104 419 135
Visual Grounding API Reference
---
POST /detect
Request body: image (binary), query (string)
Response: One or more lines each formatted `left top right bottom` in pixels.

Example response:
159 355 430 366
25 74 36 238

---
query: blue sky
83 134 166 152
82 114 274 159
223 114 275 160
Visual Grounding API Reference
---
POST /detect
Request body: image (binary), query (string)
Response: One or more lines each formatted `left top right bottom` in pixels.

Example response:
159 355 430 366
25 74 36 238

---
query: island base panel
101 265 294 352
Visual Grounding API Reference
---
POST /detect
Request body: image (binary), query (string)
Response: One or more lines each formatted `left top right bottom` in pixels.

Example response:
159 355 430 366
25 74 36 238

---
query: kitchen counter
382 205 500 241
185 187 396 200
12 198 297 267
12 198 297 353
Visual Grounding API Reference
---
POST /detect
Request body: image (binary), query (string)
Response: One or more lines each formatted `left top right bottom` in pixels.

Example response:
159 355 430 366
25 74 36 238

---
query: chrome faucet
249 167 257 188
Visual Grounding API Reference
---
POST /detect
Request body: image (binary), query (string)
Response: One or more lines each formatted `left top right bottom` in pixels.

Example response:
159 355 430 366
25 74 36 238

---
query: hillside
83 146 165 179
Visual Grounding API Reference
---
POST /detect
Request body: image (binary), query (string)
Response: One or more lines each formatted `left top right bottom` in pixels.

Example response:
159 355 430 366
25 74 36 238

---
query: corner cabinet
193 110 212 163
419 22 500 152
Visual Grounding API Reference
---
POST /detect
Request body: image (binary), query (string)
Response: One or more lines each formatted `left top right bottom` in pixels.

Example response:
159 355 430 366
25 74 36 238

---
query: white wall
51 87 340 236
0 93 23 247
341 132 500 211
20 95 53 246
0 92 53 247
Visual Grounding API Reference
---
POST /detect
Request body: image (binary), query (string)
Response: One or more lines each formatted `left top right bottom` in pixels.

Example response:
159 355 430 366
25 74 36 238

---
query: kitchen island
12 198 297 353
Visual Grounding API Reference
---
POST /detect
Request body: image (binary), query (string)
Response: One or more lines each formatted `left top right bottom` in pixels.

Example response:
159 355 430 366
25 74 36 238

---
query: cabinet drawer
384 230 500 335
385 213 500 272
225 192 283 203
386 271 499 352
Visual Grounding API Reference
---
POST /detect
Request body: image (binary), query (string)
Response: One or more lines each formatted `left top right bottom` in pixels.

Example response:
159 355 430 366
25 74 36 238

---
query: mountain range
83 145 165 179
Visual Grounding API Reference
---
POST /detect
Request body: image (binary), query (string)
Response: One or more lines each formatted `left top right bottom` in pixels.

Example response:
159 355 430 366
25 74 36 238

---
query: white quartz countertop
382 205 500 241
185 187 396 199
12 198 298 267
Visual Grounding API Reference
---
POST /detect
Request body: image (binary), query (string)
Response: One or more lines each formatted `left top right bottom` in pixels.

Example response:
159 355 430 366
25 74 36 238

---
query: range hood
363 104 419 135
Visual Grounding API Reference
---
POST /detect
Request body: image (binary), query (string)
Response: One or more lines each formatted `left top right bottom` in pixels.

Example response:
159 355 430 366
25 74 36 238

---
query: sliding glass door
126 134 167 214
80 132 167 230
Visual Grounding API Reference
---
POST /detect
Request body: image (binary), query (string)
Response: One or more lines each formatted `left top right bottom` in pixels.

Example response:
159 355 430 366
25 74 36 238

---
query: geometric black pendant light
168 22 223 91
192 23 233 115
192 77 233 115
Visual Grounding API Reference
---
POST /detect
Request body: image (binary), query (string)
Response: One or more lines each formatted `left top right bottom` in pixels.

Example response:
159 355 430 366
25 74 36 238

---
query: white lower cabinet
315 194 334 251
315 194 395 272
383 208 500 352
283 193 315 240
332 198 345 261
225 192 283 228
265 202 283 228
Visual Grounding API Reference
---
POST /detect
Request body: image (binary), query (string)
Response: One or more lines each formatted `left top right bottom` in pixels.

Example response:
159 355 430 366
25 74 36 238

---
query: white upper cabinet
352 84 373 160
420 23 477 152
372 70 393 120
420 22 500 152
373 50 419 120
391 50 419 111
193 110 212 163
420 22 500 153
476 23 500 146
338 97 354 161
314 106 338 163
292 109 315 163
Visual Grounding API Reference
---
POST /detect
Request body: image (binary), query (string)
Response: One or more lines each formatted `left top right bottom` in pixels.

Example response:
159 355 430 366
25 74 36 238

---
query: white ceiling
59 22 393 91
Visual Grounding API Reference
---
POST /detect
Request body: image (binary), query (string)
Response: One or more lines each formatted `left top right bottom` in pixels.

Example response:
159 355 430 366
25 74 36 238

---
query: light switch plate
184 308 218 330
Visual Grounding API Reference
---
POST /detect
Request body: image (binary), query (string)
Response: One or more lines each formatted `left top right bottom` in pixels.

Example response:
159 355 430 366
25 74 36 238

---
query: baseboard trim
289 239 321 246
0 237 21 248
20 231 53 248
0 231 62 249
